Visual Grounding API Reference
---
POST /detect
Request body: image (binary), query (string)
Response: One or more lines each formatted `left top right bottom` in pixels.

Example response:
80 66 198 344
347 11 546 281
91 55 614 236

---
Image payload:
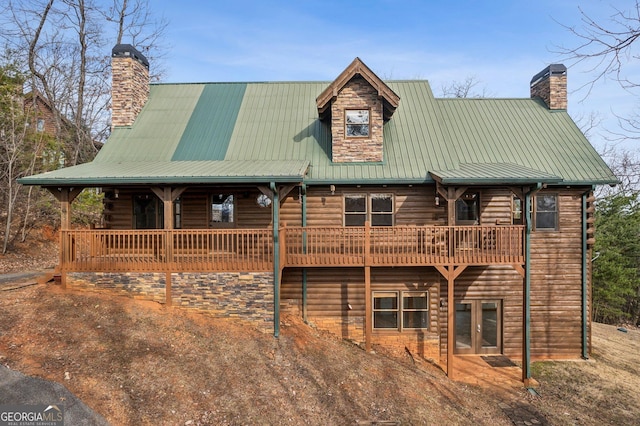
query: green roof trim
172 83 247 161
430 163 563 185
18 160 309 186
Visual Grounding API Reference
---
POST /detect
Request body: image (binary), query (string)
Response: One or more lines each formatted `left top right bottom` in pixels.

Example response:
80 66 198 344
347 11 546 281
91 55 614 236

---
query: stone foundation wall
69 272 166 303
172 272 274 328
67 271 274 332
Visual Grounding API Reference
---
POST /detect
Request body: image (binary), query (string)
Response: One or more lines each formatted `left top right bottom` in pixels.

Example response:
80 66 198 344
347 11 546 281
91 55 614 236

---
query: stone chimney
111 44 149 129
530 64 567 110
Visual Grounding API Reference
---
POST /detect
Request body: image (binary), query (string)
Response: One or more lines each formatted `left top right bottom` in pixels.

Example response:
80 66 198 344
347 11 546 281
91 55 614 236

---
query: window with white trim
345 109 370 137
373 291 429 330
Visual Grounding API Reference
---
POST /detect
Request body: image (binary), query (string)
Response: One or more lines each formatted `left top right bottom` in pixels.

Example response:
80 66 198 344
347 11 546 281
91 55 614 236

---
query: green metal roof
20 78 618 187
430 163 562 185
21 160 309 185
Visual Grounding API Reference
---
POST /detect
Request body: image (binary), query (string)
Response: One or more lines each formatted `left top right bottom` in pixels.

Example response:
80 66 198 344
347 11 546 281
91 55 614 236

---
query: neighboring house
20 45 618 383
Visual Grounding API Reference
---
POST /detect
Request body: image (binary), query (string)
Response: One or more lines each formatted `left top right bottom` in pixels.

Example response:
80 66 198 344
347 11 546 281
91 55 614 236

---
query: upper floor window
345 109 370 137
535 194 558 230
456 192 480 225
36 119 45 132
344 193 393 226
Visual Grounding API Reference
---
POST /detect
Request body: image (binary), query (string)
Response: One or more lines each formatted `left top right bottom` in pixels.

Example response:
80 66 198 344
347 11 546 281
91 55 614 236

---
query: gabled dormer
317 58 400 163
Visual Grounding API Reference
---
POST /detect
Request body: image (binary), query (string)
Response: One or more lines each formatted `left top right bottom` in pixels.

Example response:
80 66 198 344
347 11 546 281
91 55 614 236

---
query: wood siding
91 183 591 363
529 189 587 359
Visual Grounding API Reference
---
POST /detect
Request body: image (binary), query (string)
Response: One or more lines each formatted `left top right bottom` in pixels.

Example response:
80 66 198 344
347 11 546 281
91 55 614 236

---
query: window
373 291 429 330
345 109 370 137
133 194 162 229
174 197 182 229
210 194 234 226
36 119 45 132
456 192 480 225
344 193 393 226
373 292 398 329
535 194 558 230
512 196 523 225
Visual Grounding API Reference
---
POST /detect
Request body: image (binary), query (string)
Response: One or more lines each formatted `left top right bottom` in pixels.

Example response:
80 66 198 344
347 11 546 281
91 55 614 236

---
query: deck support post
47 187 83 289
364 221 372 352
523 183 543 386
435 264 466 379
301 184 308 323
151 186 186 308
271 182 281 338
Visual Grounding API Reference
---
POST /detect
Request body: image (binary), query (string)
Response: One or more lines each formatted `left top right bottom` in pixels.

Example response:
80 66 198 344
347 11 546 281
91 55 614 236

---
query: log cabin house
20 45 618 383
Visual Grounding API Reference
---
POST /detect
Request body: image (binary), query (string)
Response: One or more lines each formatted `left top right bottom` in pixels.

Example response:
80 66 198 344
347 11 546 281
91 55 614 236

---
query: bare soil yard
1 237 639 425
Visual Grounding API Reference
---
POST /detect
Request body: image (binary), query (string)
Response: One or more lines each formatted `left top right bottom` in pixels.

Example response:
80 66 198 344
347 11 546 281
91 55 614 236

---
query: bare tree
440 76 492 98
556 2 640 194
0 0 167 251
555 2 640 95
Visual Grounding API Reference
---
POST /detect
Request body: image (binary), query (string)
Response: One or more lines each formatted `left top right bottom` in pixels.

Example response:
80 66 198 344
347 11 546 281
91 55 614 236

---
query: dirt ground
1 237 640 425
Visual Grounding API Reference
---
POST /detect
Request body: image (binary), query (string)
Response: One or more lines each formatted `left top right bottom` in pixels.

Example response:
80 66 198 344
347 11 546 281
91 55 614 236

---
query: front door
455 300 502 354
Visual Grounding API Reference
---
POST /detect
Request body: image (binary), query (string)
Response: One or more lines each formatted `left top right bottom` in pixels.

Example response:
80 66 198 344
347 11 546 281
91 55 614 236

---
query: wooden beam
364 265 372 352
513 264 525 278
447 267 455 379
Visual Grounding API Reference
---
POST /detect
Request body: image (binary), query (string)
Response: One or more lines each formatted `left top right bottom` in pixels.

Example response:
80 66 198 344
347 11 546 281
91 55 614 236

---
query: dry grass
1 238 639 424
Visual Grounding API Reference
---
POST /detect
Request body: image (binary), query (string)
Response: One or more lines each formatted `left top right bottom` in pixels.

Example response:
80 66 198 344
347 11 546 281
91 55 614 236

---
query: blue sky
159 0 639 152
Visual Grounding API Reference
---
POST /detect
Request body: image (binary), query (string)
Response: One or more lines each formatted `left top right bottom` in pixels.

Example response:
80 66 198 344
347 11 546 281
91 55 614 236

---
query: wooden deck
60 225 525 273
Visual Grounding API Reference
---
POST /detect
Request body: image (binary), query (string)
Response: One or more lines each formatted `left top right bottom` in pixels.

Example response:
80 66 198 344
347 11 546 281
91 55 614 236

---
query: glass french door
455 300 502 355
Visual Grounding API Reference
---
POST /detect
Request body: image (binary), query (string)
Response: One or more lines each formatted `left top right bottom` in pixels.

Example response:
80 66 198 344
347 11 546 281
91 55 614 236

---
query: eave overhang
316 57 400 121
18 160 310 187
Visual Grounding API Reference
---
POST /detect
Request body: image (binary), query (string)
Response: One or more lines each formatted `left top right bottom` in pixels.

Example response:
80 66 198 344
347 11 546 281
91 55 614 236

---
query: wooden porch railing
60 225 525 273
61 229 274 272
282 225 525 267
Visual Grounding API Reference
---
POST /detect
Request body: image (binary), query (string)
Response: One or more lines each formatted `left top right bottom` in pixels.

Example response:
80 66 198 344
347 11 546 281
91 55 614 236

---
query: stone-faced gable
331 76 384 162
317 58 400 164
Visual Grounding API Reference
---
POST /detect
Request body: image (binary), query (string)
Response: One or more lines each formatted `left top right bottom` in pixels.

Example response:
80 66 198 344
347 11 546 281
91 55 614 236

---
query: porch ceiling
18 160 310 186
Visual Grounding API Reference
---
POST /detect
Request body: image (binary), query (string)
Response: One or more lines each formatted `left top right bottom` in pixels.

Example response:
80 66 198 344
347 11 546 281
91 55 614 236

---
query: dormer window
346 109 370 138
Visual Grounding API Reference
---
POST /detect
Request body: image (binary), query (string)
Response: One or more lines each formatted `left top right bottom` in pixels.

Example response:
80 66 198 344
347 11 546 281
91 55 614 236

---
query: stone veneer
530 71 567 110
331 76 384 162
111 45 149 129
68 271 274 332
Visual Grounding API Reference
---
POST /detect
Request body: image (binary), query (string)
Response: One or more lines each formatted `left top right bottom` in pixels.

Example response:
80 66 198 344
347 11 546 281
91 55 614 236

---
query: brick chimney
530 64 567 110
111 44 149 129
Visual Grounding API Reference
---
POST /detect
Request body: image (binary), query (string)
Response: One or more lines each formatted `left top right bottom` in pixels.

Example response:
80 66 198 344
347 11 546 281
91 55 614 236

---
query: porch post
301 184 308 323
523 183 542 386
447 268 455 379
364 221 372 352
151 186 186 307
270 182 281 338
47 187 83 289
59 189 71 289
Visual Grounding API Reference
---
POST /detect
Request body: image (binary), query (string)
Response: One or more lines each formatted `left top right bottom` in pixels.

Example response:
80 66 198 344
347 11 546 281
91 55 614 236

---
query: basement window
345 109 370 137
373 291 429 330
